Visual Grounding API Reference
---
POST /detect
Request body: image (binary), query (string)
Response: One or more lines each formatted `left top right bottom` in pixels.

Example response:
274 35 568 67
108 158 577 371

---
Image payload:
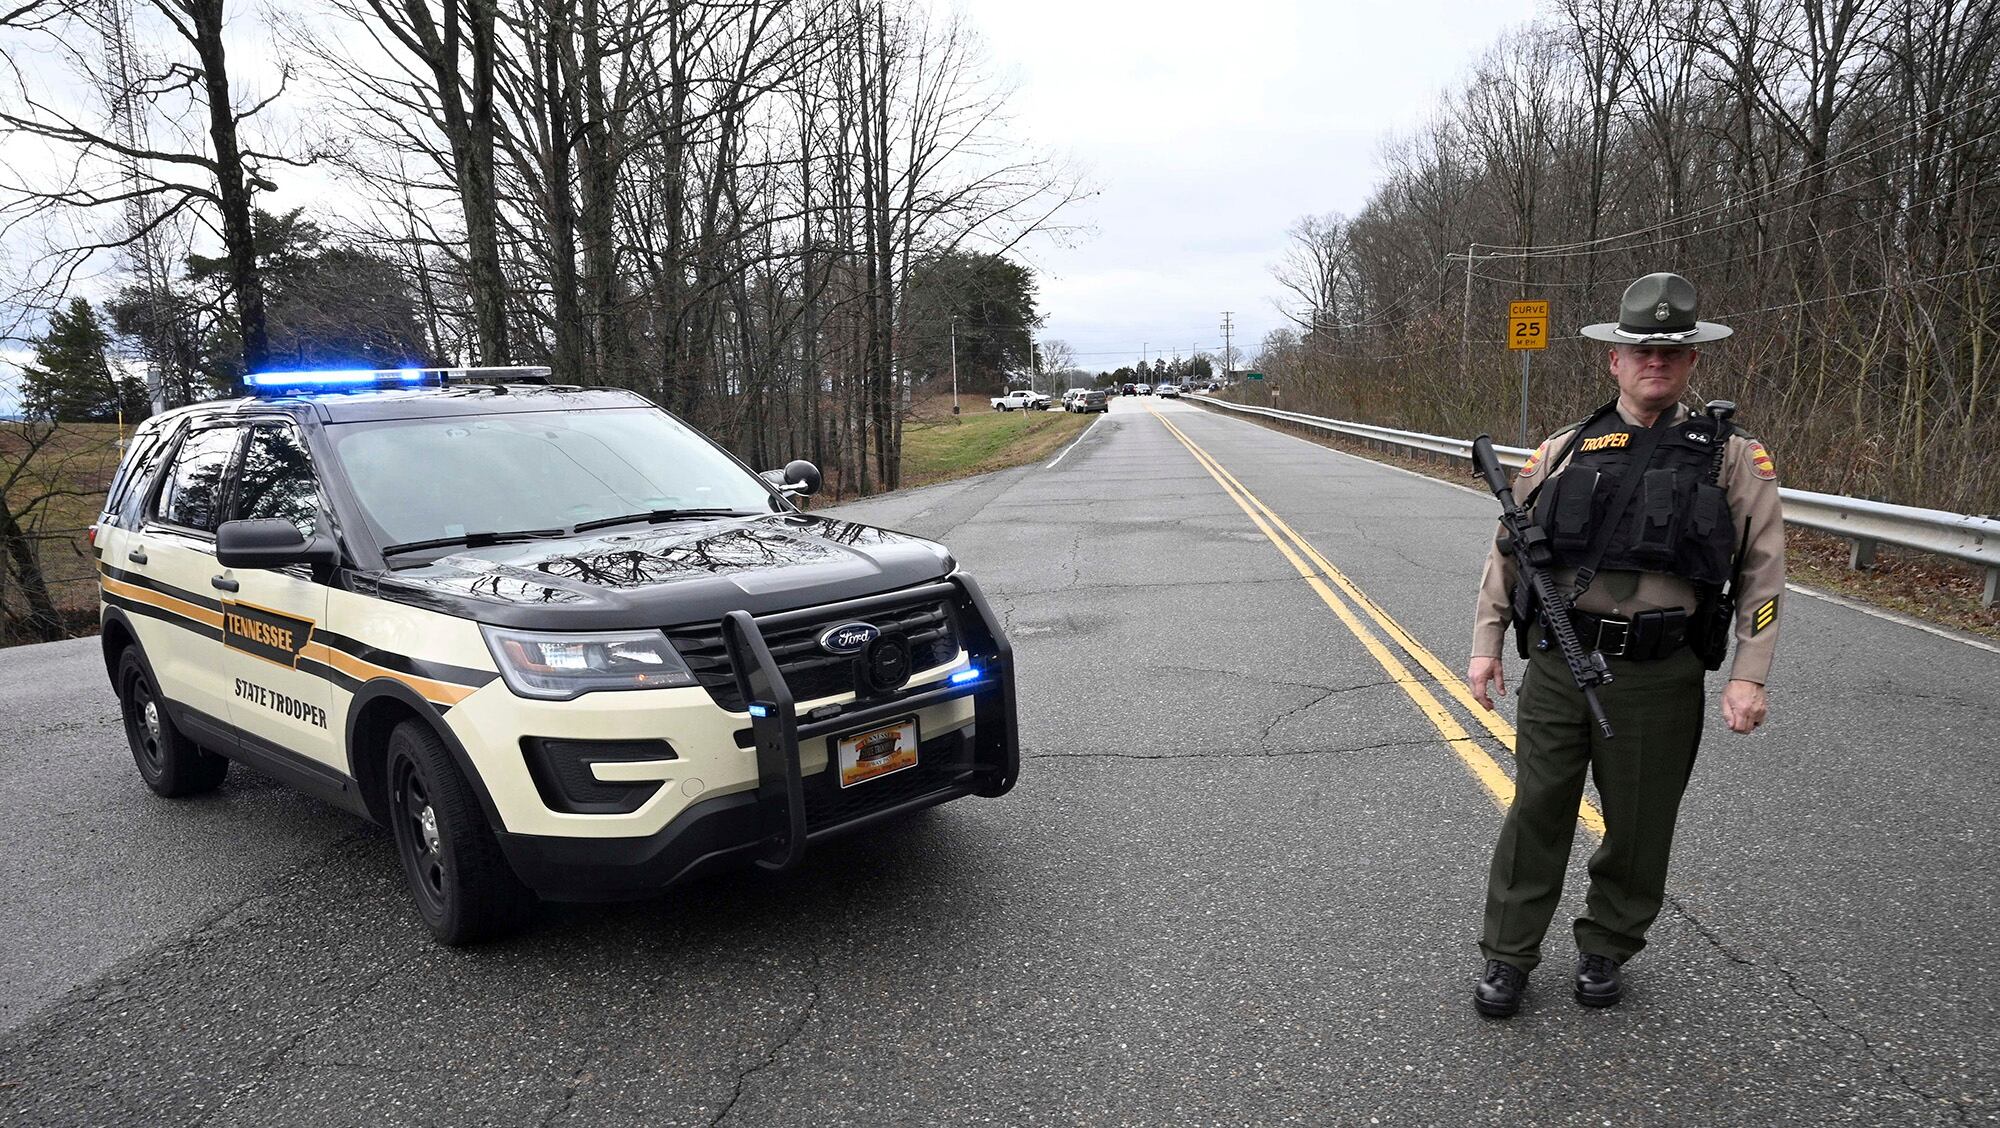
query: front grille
667 596 960 712
802 729 974 829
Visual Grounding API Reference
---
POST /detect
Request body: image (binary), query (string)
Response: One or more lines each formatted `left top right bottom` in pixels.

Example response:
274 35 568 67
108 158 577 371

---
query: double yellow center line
1150 409 1605 835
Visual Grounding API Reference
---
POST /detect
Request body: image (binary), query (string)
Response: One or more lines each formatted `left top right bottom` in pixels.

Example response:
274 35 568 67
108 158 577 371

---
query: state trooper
1464 272 1788 1017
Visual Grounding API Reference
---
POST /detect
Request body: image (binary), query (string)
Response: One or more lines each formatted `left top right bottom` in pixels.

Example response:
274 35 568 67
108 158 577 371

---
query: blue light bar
747 702 773 718
245 367 434 395
950 667 982 684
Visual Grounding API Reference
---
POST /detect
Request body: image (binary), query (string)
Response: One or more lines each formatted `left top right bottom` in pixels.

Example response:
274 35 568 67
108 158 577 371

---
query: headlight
481 626 699 700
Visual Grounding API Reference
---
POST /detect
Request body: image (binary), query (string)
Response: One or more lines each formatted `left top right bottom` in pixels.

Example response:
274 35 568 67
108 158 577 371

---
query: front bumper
493 574 1019 900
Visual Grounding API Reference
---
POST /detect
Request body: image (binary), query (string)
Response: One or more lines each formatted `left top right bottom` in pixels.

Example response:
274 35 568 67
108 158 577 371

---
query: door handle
211 575 239 593
126 549 148 564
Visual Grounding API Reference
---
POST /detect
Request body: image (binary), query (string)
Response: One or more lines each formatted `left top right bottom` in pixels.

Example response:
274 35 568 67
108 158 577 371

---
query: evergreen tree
19 299 150 422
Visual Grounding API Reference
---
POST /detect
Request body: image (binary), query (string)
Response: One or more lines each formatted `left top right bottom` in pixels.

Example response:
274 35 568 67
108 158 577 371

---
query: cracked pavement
1 395 1995 1126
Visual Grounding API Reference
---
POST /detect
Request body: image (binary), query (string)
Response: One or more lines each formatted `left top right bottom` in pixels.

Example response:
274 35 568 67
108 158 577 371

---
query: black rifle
1692 400 1739 670
1471 435 1616 739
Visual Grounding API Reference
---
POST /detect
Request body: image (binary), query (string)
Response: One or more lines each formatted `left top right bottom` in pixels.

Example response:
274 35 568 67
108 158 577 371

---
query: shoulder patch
1747 439 1777 480
1517 446 1543 478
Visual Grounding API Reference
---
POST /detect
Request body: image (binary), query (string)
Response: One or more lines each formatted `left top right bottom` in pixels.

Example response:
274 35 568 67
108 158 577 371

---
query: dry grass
1 421 129 643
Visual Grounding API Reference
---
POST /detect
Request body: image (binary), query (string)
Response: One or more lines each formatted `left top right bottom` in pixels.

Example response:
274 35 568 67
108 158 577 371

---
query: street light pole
950 315 959 416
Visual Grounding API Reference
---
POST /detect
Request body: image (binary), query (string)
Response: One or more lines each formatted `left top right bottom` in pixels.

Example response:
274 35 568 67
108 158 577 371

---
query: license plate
834 717 919 789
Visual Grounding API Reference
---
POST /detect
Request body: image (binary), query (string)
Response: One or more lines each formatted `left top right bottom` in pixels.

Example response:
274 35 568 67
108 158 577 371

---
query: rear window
101 424 169 527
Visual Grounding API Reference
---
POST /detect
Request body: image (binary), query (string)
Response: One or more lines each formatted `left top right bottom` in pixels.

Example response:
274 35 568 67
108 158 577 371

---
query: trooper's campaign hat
1580 272 1733 345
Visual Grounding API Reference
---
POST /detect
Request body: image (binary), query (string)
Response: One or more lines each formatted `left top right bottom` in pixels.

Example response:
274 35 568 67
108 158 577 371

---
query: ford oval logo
818 622 880 655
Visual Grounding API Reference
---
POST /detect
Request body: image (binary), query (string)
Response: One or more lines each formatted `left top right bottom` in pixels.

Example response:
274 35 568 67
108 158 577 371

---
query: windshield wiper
570 508 759 534
380 528 571 557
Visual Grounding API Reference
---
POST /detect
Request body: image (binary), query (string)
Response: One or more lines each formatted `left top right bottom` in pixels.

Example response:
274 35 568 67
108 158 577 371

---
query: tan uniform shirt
1471 404 1788 684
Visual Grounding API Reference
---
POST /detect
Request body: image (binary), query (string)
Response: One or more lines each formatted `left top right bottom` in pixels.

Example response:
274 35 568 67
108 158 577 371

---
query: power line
1527 260 2000 344
1457 122 2000 273
1459 178 1994 290
1464 82 2000 258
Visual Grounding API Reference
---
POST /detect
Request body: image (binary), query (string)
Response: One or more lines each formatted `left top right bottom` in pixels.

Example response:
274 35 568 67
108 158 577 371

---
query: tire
384 718 534 944
117 648 227 798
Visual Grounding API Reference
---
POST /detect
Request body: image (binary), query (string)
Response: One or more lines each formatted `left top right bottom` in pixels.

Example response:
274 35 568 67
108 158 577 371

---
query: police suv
93 367 1019 943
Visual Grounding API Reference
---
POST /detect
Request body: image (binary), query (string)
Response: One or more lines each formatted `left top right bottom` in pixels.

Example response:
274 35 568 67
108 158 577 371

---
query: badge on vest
1579 431 1631 453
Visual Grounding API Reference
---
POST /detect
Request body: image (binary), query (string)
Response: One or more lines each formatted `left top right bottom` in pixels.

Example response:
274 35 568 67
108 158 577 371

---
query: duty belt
1545 608 1692 662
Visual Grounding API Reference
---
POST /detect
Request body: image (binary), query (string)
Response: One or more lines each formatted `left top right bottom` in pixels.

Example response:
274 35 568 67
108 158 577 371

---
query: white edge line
1045 414 1103 469
1193 402 2000 657
1785 582 2000 655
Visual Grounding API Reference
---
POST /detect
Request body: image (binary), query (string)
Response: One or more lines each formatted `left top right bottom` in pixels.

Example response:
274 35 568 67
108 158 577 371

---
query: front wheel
117 649 227 797
385 719 533 944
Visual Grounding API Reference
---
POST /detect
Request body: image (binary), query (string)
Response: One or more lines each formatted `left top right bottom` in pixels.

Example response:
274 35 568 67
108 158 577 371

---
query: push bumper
494 574 1019 900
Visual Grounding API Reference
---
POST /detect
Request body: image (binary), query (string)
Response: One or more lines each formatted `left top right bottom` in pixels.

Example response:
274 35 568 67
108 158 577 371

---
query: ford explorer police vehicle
93 367 1018 943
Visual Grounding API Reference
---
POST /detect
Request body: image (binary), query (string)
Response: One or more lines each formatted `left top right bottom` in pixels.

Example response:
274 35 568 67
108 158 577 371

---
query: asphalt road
2 395 1994 1126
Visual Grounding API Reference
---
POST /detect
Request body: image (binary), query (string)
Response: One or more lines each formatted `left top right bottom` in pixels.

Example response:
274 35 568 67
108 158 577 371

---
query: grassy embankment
0 421 125 642
1188 397 2000 642
895 397 1090 490
1 403 1089 644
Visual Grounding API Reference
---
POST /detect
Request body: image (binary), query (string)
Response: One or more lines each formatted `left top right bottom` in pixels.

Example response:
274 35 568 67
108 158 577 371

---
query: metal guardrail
1192 395 2000 608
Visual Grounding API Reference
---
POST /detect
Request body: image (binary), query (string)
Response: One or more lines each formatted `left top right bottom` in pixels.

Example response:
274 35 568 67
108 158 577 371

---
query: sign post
1507 300 1549 446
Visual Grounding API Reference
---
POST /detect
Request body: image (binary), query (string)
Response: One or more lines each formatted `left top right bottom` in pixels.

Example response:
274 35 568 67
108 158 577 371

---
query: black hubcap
392 753 448 916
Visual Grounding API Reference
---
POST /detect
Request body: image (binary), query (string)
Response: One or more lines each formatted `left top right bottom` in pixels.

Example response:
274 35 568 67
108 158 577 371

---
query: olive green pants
1480 638 1705 973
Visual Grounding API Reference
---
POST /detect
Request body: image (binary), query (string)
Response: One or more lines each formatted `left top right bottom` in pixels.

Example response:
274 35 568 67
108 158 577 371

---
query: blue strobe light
245 367 435 396
950 667 982 684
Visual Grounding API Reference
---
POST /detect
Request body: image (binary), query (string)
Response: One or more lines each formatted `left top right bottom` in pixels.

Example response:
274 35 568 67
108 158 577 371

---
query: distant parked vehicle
1157 383 1181 399
1121 383 1138 396
1136 383 1152 395
1061 388 1090 410
990 389 1050 412
1069 388 1108 414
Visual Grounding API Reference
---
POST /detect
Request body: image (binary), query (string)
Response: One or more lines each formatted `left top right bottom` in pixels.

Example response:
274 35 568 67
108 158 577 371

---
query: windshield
328 408 780 551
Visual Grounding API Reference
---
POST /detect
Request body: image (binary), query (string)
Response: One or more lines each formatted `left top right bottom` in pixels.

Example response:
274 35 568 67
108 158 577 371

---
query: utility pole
1460 243 1477 388
950 315 959 416
1028 329 1039 398
1219 312 1234 379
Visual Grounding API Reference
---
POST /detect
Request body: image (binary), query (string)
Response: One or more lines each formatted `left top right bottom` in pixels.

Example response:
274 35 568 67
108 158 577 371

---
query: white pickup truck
990 389 1051 412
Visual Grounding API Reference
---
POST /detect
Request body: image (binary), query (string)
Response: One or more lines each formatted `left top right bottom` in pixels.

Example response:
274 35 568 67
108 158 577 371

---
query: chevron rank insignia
1748 440 1777 480
1752 597 1778 635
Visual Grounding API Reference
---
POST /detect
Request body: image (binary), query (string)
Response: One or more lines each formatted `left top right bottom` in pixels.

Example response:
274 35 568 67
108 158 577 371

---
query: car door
215 421 337 772
133 419 248 733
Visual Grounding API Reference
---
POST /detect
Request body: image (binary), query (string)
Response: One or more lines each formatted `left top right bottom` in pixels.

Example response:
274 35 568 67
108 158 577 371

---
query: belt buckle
1594 617 1631 657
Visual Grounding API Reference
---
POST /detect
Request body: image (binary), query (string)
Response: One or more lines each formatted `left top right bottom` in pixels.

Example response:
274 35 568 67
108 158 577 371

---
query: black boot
1473 959 1527 1018
1575 952 1623 1007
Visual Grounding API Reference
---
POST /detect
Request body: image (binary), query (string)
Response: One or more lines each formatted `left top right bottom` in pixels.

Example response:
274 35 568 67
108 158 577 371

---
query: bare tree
0 0 305 390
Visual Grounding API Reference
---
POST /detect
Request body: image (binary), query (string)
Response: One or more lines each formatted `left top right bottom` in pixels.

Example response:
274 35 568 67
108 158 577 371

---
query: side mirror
216 518 339 571
764 459 821 498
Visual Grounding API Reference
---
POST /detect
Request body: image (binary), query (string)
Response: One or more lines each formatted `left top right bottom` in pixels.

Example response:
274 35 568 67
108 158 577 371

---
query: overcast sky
971 0 1536 371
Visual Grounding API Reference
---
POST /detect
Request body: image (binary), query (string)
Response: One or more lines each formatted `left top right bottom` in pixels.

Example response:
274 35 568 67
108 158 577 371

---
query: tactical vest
1531 408 1737 587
